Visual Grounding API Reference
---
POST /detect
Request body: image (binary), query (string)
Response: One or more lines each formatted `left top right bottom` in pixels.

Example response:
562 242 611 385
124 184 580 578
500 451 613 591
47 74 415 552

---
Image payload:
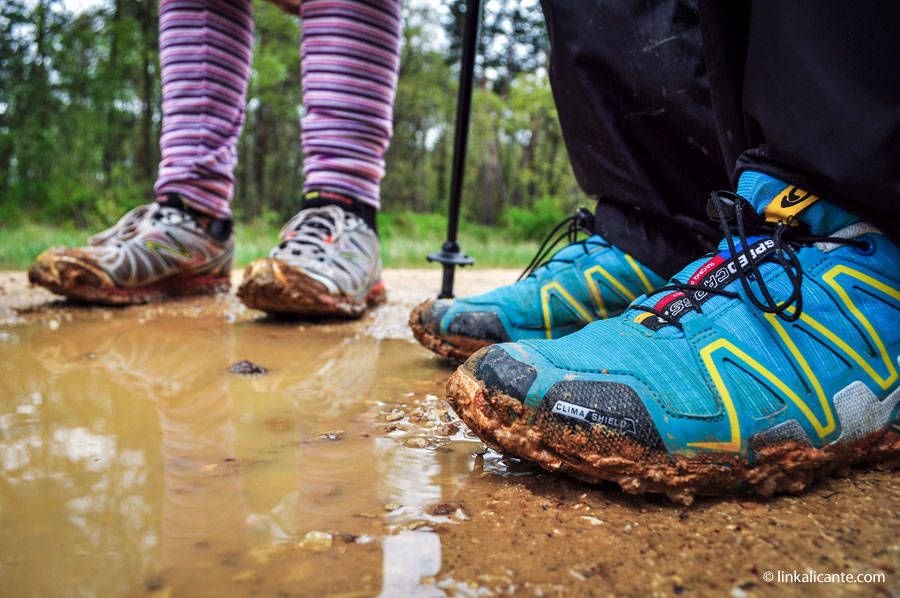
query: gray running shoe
237 205 386 317
28 199 233 305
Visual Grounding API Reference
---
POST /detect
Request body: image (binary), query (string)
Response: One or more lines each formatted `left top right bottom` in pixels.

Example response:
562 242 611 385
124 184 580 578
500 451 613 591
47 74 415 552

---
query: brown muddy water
2 270 900 598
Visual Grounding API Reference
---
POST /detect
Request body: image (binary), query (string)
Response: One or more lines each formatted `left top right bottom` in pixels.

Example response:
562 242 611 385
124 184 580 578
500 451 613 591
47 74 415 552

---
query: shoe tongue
632 234 776 332
281 208 339 246
631 171 862 332
735 170 858 235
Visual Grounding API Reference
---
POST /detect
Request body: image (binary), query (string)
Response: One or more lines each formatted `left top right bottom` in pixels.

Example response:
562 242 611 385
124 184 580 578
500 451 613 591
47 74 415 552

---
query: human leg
699 0 900 240
238 0 402 316
446 2 900 501
542 0 730 278
154 0 254 219
410 0 724 360
27 0 252 304
300 0 402 214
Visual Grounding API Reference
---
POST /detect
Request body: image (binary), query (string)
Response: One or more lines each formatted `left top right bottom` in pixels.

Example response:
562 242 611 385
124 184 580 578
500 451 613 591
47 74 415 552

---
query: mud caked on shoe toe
238 204 385 317
410 300 512 362
27 195 234 305
447 172 900 504
410 208 664 361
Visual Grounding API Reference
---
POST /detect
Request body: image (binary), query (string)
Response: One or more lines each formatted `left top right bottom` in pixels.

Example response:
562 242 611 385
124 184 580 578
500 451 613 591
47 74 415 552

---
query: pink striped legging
154 0 401 218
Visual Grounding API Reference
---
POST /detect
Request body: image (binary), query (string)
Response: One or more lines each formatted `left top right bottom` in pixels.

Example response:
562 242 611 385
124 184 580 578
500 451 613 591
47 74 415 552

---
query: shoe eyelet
854 235 876 256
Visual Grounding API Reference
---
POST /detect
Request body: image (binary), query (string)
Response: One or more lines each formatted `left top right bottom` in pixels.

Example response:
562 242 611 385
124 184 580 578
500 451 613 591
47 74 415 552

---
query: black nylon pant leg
541 0 730 278
700 1 900 243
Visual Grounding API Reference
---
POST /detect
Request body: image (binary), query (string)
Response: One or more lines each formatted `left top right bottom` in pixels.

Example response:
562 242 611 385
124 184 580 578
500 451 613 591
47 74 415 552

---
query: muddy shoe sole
237 257 386 317
409 301 492 361
28 251 230 306
446 365 900 505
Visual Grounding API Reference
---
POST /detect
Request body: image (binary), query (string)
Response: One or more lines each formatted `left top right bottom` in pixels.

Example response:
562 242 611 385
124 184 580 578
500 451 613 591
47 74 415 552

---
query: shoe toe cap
466 344 537 403
446 310 511 343
29 247 106 289
429 299 451 325
411 299 450 332
411 300 511 343
408 299 448 337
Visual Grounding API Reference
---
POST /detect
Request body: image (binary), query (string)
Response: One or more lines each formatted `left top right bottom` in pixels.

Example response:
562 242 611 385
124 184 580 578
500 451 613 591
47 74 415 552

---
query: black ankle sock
300 189 378 235
158 193 233 242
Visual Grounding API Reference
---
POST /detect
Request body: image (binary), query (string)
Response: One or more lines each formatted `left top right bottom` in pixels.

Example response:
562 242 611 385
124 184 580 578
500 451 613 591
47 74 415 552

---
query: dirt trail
1 269 899 598
0 269 520 332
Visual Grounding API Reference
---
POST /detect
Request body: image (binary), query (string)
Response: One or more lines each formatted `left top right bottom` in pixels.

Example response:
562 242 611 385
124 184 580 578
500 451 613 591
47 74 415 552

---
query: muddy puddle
2 271 900 598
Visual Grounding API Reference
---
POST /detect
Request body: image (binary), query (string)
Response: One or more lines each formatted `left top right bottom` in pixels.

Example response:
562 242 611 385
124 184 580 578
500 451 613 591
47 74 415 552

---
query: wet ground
1 269 900 598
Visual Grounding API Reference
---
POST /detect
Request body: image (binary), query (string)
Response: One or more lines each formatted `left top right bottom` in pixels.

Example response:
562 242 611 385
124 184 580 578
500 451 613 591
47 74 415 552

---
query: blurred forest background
0 0 584 267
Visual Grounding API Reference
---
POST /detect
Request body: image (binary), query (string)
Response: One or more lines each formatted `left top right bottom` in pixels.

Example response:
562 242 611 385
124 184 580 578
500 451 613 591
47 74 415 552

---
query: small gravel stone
298 531 333 552
432 503 457 515
385 411 405 422
228 360 268 375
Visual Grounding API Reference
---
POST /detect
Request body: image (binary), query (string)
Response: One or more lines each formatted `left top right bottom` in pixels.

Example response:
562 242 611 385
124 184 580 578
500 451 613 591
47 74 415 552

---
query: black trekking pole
427 0 481 298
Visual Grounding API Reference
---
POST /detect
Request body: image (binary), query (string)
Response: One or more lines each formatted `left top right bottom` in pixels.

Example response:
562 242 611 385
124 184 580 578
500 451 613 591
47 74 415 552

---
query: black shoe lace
276 206 346 256
517 207 609 282
630 190 869 330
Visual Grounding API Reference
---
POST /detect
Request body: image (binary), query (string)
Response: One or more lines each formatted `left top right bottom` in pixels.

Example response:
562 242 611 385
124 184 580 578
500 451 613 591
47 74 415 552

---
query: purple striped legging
154 0 401 218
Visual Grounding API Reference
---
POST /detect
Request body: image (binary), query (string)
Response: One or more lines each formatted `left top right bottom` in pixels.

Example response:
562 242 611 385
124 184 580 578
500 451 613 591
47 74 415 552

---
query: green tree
0 0 580 242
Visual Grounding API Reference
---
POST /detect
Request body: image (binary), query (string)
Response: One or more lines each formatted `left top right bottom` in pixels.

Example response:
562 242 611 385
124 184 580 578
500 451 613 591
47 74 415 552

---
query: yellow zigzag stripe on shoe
822 265 900 388
624 254 654 294
689 265 900 452
540 261 645 339
584 264 638 304
144 233 192 261
540 282 594 339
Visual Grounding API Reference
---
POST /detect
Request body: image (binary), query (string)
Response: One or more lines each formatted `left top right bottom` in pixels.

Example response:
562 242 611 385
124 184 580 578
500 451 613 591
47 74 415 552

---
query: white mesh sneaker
28 198 233 305
237 205 386 317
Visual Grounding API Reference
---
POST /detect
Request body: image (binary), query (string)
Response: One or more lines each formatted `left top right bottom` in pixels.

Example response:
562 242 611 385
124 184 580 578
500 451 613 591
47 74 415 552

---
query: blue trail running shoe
409 208 664 361
447 172 900 504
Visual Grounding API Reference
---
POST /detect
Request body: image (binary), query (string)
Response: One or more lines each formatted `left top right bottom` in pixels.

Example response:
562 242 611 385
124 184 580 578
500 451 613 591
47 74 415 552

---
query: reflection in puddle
0 316 495 597
378 531 442 598
6 286 900 598
158 339 247 594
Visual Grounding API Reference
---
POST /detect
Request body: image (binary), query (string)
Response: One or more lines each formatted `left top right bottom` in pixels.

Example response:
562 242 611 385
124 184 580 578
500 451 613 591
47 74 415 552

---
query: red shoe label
641 236 776 330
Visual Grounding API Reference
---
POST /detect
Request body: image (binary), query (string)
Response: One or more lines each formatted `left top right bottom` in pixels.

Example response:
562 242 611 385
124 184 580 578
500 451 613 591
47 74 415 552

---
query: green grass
0 213 539 270
0 223 90 270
